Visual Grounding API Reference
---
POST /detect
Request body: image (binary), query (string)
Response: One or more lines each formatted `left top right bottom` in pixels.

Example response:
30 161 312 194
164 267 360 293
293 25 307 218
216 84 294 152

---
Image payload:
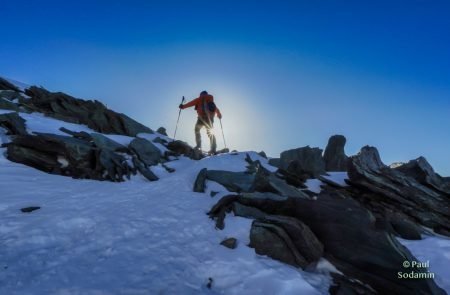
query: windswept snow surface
1 110 449 294
398 236 450 293
0 113 331 294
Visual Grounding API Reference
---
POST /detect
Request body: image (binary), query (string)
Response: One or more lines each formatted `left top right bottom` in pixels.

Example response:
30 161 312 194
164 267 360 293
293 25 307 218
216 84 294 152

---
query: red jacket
181 94 222 118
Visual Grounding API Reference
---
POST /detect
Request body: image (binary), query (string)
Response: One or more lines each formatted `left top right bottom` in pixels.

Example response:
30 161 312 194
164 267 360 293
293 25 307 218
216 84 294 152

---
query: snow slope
1 109 449 294
0 112 331 294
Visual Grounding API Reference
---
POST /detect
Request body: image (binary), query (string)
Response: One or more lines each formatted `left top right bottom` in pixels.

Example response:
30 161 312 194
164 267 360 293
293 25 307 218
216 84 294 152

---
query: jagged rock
20 206 40 213
268 158 280 168
347 146 450 235
349 145 385 172
251 165 310 199
394 157 450 194
279 146 326 178
129 138 161 166
0 90 22 101
250 221 304 267
97 149 131 181
329 273 377 295
90 133 128 152
152 137 168 145
220 237 237 249
5 133 135 181
0 78 20 92
209 192 446 295
254 215 323 266
387 212 422 240
166 140 204 160
249 215 323 269
0 97 20 112
0 112 27 135
275 169 308 188
232 202 267 219
156 127 168 136
206 170 254 192
193 168 207 192
59 127 92 141
323 135 348 172
132 156 159 181
24 86 153 136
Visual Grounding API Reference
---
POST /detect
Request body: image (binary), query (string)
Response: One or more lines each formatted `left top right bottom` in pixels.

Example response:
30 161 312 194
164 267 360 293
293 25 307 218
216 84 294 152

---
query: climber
179 91 222 154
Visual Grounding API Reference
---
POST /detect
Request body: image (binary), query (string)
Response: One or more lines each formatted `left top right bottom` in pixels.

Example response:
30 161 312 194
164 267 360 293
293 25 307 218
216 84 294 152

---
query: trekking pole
219 118 227 149
173 96 185 141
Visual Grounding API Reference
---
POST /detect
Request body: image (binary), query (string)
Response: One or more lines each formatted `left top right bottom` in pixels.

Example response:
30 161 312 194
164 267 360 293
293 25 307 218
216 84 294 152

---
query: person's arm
180 97 199 109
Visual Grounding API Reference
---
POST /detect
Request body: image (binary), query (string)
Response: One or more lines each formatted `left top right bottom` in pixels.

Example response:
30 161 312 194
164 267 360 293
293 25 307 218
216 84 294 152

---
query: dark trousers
195 116 217 152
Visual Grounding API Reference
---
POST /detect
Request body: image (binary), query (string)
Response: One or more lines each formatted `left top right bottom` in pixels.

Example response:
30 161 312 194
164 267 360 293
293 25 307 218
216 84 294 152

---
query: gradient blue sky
2 0 449 175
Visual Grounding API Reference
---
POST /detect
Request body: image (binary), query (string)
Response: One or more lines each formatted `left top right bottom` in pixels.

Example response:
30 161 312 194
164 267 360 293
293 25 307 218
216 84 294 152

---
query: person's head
200 90 208 96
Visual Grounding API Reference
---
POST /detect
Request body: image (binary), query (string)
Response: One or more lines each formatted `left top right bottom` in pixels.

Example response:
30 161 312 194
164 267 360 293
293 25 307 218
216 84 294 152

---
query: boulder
166 140 203 160
156 127 168 136
220 237 237 249
249 215 323 269
0 112 28 135
206 170 255 192
91 133 128 152
279 146 326 178
129 138 161 166
20 206 41 213
323 135 348 171
24 86 153 137
193 168 208 192
132 156 159 181
251 165 310 199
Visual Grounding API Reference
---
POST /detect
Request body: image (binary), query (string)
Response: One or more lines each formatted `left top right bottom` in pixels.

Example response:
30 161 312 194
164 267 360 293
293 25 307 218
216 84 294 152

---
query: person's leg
206 118 217 153
194 118 203 149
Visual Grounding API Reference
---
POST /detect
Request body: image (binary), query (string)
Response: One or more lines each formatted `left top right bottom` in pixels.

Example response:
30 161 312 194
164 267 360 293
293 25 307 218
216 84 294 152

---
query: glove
218 114 222 119
179 104 184 109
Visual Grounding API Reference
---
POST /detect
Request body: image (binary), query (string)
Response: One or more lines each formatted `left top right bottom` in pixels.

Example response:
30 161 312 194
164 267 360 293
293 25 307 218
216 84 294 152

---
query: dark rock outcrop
249 215 323 268
91 133 128 152
0 112 28 135
0 97 20 112
394 156 450 194
209 192 445 295
193 168 208 192
206 170 255 192
279 146 326 178
5 133 133 181
0 89 23 101
129 138 161 166
24 86 153 137
347 146 450 235
0 78 20 92
167 140 203 160
323 135 348 171
268 158 280 168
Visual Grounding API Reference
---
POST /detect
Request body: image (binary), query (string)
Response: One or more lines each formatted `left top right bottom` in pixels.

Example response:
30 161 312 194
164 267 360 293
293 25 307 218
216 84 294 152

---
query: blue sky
2 0 450 175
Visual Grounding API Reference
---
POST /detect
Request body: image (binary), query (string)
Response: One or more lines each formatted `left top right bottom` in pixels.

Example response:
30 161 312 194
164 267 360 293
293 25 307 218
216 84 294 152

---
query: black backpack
201 97 216 115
